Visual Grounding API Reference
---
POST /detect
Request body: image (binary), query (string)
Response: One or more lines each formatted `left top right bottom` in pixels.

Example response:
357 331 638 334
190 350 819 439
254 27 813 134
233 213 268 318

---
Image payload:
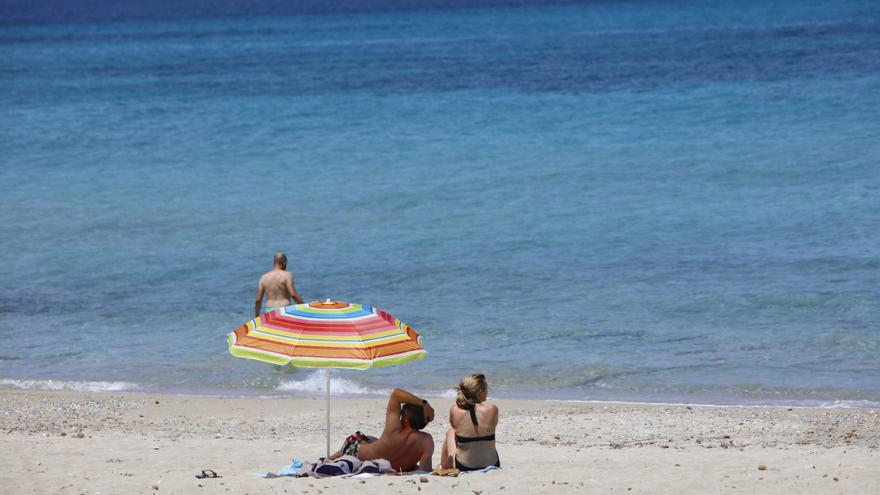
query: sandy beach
5 1 880 492
1 390 877 494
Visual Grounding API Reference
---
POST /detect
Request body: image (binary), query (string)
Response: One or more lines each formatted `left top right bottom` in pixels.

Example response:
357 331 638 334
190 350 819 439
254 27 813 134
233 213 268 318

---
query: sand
1 389 877 494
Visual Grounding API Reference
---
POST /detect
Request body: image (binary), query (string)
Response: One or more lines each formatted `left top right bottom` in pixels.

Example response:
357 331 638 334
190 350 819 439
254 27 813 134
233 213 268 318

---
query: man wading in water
255 252 304 316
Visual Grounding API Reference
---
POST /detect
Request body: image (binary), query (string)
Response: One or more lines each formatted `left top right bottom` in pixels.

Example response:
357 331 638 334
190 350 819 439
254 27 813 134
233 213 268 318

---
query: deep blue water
1 0 879 406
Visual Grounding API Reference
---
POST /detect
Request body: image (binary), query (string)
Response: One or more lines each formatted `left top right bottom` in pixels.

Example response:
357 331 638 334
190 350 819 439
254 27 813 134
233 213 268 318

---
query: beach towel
336 459 393 480
462 464 503 474
259 456 398 479
257 458 310 478
311 455 361 478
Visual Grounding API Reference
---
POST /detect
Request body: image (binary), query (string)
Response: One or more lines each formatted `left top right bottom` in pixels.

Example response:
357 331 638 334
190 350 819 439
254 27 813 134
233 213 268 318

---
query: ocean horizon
1 0 879 407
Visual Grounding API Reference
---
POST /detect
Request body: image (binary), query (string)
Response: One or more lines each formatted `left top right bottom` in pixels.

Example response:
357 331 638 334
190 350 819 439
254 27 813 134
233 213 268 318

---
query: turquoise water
1 0 879 406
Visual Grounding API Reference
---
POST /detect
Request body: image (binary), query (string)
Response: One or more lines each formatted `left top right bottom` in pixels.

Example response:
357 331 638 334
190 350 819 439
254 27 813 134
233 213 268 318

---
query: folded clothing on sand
431 467 461 477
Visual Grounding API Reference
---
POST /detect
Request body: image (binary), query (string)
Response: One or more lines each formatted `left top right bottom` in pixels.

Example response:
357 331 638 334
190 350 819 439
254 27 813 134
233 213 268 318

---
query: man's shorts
339 431 372 457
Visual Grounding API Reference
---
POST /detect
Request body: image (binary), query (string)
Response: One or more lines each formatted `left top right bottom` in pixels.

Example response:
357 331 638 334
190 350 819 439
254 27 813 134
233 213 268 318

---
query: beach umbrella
227 300 426 457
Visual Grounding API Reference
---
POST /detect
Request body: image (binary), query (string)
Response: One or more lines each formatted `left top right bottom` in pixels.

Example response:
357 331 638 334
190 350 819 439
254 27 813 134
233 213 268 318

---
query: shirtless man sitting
331 387 435 472
255 252 304 317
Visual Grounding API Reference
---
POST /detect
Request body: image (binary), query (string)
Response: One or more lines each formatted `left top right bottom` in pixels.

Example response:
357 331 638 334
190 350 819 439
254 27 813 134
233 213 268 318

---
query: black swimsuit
454 406 500 471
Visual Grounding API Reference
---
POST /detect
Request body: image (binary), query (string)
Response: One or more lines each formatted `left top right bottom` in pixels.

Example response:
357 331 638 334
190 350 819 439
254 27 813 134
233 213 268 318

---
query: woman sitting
441 373 500 471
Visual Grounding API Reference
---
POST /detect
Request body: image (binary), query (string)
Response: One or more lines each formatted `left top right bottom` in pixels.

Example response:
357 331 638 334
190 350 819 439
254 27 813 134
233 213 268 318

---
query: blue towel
462 465 504 474
257 458 306 478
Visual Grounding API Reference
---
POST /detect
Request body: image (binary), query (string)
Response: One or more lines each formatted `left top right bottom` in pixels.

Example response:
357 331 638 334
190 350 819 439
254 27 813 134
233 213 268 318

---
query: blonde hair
456 373 488 409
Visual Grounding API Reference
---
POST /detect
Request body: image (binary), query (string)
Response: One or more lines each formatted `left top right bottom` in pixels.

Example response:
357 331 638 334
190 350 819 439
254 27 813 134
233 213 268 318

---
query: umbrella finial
309 299 350 309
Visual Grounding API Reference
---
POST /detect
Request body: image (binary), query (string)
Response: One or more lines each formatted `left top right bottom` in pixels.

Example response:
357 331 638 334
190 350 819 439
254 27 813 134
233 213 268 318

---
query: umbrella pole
325 368 331 459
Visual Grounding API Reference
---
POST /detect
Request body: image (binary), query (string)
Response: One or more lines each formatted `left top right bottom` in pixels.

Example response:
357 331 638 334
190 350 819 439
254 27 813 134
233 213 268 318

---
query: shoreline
2 389 878 494
3 377 880 410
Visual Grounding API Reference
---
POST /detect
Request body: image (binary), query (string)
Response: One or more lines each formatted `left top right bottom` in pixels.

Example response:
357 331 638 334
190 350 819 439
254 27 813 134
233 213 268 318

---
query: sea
1 0 879 408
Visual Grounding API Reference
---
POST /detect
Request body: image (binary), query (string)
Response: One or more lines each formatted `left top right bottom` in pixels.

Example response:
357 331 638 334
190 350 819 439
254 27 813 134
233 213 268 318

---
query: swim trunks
339 431 371 457
261 306 283 315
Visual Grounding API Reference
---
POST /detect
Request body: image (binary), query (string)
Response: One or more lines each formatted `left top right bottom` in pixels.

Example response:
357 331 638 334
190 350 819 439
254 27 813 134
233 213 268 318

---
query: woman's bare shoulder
481 402 499 420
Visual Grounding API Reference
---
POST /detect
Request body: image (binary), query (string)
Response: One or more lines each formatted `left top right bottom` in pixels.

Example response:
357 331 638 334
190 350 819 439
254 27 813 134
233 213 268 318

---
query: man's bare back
259 270 297 307
331 388 435 472
255 253 304 316
358 425 433 472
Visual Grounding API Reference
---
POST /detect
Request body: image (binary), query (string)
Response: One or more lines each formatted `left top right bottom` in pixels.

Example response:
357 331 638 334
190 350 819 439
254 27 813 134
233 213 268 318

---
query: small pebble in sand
757 465 767 471
419 476 428 483
151 484 160 490
833 477 839 482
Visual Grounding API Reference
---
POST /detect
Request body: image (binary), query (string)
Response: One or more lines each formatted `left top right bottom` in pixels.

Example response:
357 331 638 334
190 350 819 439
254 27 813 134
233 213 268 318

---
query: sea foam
0 378 139 392
276 371 389 396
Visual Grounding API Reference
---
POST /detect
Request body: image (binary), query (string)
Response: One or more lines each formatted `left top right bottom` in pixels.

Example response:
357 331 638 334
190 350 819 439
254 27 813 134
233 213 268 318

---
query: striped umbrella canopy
227 300 426 456
228 300 426 369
